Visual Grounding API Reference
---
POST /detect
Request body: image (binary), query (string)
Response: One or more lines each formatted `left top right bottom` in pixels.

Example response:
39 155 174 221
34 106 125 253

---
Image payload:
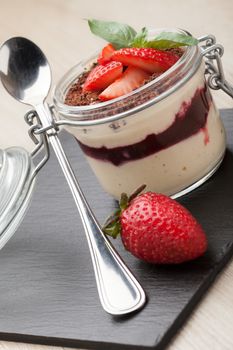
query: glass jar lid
0 147 35 249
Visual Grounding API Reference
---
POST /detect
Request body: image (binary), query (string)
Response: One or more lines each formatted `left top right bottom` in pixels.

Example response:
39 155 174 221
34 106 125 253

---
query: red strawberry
99 66 150 101
82 61 123 92
97 43 116 65
103 186 207 264
111 47 180 73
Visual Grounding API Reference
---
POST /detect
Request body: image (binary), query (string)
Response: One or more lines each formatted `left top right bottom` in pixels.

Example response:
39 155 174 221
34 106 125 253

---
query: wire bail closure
199 34 233 98
24 109 50 178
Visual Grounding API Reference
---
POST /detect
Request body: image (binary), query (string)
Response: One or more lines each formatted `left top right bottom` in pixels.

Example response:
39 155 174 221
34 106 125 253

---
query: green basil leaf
146 32 198 49
87 19 137 49
130 27 148 47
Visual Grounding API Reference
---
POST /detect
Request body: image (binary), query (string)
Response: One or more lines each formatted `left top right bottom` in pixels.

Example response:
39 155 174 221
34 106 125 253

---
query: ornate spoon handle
37 103 146 315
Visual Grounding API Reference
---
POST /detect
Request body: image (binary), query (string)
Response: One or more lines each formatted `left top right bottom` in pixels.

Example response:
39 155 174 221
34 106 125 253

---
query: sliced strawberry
97 43 115 65
111 47 180 73
99 66 150 101
82 61 123 92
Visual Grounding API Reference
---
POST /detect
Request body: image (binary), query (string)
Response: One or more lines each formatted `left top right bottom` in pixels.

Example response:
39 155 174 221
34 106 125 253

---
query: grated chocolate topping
64 71 100 106
64 48 184 107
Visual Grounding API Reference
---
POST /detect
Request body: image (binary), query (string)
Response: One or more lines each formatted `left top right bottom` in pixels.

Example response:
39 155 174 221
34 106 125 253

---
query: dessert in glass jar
53 20 226 199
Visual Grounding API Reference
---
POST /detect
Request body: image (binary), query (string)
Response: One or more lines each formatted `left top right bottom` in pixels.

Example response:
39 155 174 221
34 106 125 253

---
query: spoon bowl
0 37 51 105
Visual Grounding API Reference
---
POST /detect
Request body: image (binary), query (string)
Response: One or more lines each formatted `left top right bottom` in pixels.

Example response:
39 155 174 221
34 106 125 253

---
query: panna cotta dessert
53 20 226 199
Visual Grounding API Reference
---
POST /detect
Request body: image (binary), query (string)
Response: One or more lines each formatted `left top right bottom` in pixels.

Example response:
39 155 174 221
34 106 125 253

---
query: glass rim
53 28 202 126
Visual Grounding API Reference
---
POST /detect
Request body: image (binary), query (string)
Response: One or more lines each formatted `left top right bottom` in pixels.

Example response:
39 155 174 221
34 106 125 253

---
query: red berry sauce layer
77 85 212 165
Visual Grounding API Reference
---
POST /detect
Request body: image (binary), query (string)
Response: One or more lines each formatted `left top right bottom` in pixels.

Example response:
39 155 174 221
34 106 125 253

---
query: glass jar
53 29 226 199
0 147 35 249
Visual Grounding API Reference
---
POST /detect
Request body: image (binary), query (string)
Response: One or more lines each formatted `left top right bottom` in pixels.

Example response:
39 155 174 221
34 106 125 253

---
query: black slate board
0 109 233 350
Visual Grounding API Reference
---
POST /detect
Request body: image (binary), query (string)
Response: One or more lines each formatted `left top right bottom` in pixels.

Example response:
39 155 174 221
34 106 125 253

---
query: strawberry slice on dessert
111 47 180 73
82 61 123 92
99 65 150 101
97 43 115 65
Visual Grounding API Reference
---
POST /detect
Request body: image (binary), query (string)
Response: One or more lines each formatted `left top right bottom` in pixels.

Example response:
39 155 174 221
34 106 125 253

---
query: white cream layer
84 103 226 198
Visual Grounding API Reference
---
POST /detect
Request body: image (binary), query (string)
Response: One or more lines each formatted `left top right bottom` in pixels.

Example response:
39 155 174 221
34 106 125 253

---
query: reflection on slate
0 110 233 350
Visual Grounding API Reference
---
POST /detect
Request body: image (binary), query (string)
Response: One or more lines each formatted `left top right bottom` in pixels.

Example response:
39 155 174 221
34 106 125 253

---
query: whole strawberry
103 186 207 264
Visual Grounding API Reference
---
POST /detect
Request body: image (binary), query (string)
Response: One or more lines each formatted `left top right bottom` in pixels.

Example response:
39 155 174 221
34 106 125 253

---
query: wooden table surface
0 1 233 349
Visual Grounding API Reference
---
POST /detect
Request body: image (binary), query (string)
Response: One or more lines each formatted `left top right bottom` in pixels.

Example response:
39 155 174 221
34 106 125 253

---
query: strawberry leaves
130 29 198 49
103 210 121 238
88 19 137 49
131 27 148 48
102 193 129 238
87 19 198 50
144 32 199 49
102 185 146 238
